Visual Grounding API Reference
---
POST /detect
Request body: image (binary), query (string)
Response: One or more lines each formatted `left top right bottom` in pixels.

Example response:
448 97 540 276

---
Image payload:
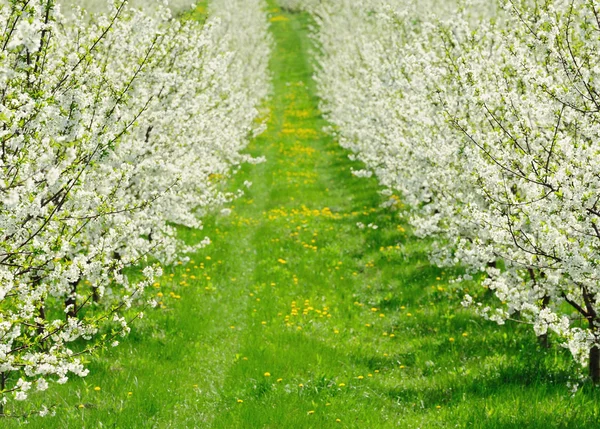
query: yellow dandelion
264 372 271 377
94 386 101 391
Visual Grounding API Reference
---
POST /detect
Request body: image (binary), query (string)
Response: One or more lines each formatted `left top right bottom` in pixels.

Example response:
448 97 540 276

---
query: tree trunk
0 372 6 415
583 286 600 383
590 344 600 384
526 269 550 348
65 281 78 319
538 295 551 349
36 304 46 337
483 260 497 298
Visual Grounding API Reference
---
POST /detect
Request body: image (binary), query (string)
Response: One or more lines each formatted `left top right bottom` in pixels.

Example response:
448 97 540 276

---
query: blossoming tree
308 0 600 382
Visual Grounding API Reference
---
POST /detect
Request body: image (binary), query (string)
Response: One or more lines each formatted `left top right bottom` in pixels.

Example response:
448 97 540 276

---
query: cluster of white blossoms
307 0 600 381
0 0 271 410
59 0 196 15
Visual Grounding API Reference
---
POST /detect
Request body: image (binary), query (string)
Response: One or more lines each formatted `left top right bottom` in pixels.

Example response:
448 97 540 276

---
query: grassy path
9 3 600 429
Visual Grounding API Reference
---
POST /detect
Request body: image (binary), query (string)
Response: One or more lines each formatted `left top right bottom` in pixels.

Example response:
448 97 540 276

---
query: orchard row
0 0 271 413
291 0 600 382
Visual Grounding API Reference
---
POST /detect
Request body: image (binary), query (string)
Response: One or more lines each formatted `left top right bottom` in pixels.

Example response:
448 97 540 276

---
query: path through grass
8 3 600 428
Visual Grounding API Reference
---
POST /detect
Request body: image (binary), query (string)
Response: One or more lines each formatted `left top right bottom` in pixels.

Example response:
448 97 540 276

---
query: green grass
5 2 600 428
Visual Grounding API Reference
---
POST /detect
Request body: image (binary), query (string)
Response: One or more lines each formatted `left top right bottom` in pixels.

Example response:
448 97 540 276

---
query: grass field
6 2 600 428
